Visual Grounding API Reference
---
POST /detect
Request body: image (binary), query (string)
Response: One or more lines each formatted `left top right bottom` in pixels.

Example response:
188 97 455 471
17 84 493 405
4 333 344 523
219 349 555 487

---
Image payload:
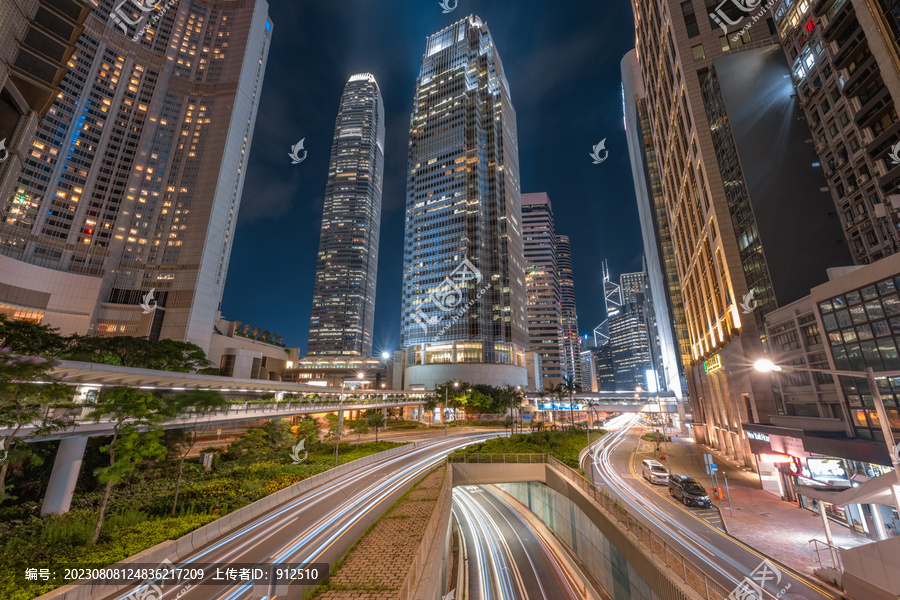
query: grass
451 429 607 468
0 440 405 600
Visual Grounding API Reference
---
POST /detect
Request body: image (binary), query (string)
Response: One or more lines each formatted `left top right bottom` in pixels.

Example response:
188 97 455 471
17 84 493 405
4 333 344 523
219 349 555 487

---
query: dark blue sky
221 0 644 356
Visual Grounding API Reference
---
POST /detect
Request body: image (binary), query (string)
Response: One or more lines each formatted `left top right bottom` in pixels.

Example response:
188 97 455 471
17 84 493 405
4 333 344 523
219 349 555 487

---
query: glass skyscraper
0 0 272 353
308 73 385 357
400 16 528 389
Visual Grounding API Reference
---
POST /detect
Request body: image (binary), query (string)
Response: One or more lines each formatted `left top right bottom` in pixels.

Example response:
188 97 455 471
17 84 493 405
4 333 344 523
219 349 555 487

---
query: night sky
221 0 644 356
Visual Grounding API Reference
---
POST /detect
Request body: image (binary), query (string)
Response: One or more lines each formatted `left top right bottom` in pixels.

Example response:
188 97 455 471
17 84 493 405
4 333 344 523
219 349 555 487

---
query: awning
796 471 900 506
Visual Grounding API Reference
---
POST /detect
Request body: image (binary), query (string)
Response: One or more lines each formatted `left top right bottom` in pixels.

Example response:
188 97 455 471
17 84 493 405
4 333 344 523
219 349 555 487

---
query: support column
871 503 888 540
418 404 424 422
382 407 387 419
42 436 88 515
819 502 840 567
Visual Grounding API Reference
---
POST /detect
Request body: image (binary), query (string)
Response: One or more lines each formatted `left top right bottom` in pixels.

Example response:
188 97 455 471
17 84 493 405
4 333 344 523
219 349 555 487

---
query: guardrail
448 453 548 464
398 466 453 600
809 538 842 570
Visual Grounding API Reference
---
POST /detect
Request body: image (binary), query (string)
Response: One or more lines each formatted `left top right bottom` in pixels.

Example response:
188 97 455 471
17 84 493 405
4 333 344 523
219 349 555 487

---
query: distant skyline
221 0 643 356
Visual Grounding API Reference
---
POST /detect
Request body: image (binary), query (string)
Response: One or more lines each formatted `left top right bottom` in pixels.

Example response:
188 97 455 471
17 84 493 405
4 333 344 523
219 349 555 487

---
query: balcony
865 119 900 162
854 85 892 129
768 415 848 433
822 0 856 43
832 30 866 70
842 53 879 98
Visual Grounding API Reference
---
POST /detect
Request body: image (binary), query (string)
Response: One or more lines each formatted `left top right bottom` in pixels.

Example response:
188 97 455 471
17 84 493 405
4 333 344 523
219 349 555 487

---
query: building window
692 44 706 60
683 1 700 37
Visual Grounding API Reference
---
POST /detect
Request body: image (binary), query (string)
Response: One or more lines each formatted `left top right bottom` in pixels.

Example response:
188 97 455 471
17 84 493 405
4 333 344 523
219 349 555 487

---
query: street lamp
754 359 900 516
444 381 458 436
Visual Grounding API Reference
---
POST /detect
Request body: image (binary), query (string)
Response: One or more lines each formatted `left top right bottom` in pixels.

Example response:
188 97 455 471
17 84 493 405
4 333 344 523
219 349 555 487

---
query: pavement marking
626 450 838 600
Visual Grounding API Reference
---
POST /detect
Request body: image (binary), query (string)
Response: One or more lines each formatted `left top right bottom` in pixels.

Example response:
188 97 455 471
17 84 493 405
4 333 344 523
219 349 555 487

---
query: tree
227 428 270 483
348 419 369 444
65 336 210 372
165 390 228 516
365 411 385 443
262 418 293 451
86 386 167 544
0 350 74 501
0 315 70 357
547 382 566 428
562 378 582 430
290 417 318 445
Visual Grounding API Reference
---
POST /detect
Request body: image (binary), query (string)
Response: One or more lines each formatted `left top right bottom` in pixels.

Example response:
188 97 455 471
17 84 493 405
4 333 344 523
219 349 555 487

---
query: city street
96 433 497 600
452 485 586 600
585 415 838 600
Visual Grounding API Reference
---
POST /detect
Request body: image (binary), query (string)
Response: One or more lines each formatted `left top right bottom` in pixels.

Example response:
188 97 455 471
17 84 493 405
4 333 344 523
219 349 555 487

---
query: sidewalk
643 429 870 578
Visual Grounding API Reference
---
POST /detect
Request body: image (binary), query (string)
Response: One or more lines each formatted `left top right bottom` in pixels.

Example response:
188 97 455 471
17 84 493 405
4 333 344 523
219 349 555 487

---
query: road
452 485 583 600
96 433 498 600
585 415 835 600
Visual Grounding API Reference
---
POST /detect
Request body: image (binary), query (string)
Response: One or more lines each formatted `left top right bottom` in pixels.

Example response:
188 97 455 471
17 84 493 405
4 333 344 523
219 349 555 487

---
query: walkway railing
448 453 548 464
809 538 843 570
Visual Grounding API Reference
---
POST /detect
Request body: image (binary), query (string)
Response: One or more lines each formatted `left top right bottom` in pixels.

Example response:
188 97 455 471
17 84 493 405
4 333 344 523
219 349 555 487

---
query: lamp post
334 371 366 468
755 359 900 517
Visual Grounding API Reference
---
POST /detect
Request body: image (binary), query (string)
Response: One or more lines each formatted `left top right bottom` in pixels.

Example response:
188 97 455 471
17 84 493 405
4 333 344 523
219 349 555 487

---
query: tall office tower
0 0 90 209
557 235 582 388
594 343 616 391
0 0 272 354
630 0 851 464
609 272 653 390
622 50 689 408
400 16 529 389
773 0 900 265
522 193 566 385
580 348 597 392
307 74 385 357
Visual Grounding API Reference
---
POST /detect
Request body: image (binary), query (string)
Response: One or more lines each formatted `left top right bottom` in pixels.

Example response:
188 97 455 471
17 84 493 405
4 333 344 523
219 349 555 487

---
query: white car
641 459 669 484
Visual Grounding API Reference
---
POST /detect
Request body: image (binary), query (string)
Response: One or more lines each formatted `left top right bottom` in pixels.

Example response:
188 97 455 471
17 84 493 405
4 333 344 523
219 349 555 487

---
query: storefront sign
703 354 723 373
747 431 770 442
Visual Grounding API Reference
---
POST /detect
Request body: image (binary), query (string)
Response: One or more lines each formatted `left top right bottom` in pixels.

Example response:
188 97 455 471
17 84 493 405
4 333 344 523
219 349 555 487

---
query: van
668 474 712 508
641 459 669 484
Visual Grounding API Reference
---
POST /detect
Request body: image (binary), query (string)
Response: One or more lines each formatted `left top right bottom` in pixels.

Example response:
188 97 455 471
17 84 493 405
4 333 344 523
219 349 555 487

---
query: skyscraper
308 73 385 357
557 234 582 388
522 193 566 386
622 50 689 406
630 0 851 464
0 0 272 354
609 271 652 390
400 16 528 389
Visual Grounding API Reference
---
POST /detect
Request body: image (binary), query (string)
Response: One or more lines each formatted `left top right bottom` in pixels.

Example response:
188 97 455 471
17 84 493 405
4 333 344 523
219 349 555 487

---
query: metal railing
809 538 843 570
448 453 548 464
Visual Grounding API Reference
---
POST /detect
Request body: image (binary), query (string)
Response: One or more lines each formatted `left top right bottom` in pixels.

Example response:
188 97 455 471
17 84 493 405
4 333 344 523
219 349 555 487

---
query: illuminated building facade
522 192 566 385
631 0 850 465
308 74 385 357
0 0 272 353
400 16 528 389
609 271 653 390
557 234 582 388
622 49 689 406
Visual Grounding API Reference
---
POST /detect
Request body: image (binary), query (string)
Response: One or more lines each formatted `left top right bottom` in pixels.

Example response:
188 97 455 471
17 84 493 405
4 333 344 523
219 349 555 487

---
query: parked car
641 459 669 484
668 474 711 508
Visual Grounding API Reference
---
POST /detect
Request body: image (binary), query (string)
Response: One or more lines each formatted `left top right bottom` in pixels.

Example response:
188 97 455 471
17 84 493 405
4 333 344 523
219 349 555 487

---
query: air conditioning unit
858 173 870 183
874 203 888 218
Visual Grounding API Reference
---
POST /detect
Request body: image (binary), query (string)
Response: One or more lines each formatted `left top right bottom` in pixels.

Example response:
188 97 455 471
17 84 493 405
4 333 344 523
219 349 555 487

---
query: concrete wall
0 253 102 335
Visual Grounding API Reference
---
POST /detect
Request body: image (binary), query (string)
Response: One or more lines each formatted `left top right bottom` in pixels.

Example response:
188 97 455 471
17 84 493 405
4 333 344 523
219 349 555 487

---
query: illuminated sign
748 431 770 442
703 354 722 373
